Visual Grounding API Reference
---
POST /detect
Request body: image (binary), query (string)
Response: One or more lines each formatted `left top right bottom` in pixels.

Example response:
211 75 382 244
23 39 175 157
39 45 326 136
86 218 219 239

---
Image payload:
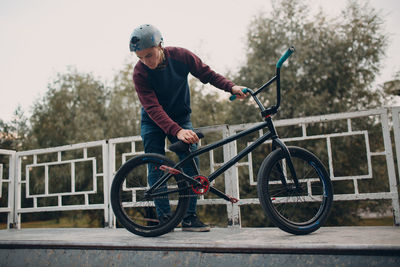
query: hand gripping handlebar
229 46 295 102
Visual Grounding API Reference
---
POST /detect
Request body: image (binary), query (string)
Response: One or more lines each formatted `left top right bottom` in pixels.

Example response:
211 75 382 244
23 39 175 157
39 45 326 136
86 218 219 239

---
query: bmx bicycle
111 47 333 237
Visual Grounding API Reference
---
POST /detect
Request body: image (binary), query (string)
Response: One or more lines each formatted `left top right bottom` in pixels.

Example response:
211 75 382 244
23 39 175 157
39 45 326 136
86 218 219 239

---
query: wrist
171 126 183 137
230 85 236 95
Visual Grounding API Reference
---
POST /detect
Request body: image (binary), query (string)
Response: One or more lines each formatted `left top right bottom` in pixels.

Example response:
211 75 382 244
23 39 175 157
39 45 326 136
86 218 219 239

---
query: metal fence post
223 125 241 227
108 140 116 228
102 141 110 228
9 151 16 228
0 149 16 228
388 107 400 225
14 153 21 229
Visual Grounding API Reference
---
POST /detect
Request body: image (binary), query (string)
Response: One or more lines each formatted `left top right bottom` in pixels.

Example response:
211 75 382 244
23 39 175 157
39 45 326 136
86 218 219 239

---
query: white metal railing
228 108 400 226
0 149 16 228
11 141 109 228
1 107 400 228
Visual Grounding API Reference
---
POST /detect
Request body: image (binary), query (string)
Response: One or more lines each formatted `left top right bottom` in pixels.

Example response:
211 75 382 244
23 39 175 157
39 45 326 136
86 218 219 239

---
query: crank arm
178 172 204 187
209 186 239 203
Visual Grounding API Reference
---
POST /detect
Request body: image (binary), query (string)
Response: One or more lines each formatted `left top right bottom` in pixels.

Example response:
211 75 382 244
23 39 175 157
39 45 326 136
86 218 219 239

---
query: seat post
188 147 200 175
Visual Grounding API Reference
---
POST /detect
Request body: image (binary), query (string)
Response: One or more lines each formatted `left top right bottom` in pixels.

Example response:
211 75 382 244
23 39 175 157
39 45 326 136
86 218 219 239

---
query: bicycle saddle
168 131 204 153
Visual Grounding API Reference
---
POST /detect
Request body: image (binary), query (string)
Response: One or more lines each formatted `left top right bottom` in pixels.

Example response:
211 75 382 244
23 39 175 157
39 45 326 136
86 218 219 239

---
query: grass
0 212 104 229
21 217 98 228
358 217 394 226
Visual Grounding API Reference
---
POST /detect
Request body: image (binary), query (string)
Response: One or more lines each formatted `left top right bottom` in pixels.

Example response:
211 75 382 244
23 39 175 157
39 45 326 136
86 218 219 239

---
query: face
135 46 163 69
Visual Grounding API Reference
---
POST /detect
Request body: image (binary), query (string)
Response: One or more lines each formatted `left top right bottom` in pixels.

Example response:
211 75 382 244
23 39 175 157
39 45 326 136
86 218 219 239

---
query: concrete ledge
1 248 399 267
1 227 400 266
1 227 400 254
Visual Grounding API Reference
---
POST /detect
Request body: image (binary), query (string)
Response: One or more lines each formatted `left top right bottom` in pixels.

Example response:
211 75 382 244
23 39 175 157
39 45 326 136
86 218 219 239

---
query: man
130 24 247 232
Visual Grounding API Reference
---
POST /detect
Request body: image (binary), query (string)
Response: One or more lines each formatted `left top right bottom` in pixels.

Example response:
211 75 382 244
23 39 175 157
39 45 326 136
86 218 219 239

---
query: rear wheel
111 153 190 237
257 146 333 235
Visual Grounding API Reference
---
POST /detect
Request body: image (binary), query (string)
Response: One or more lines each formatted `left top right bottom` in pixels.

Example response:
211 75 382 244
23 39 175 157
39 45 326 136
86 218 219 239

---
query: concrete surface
0 227 399 267
1 226 399 253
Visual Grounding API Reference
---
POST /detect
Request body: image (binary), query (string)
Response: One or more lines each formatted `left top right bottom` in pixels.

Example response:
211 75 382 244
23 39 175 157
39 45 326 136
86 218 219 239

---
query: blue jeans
141 116 199 219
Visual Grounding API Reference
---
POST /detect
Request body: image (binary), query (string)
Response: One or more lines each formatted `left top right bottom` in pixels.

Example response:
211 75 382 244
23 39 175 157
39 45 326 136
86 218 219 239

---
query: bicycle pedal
229 197 239 203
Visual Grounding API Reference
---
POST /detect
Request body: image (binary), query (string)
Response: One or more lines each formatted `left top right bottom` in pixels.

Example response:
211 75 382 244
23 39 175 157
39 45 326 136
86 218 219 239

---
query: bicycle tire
257 146 333 235
111 153 190 237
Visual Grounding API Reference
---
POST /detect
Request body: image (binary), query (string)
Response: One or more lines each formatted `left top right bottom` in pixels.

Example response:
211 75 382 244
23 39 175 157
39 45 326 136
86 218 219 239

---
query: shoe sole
182 227 211 232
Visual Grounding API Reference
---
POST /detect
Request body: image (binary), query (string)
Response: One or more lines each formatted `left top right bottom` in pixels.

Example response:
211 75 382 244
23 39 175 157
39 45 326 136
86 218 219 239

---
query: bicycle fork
272 138 300 189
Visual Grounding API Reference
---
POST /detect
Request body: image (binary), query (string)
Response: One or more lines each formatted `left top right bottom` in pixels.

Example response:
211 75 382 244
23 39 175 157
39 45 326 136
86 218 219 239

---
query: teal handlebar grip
229 88 249 101
276 46 295 68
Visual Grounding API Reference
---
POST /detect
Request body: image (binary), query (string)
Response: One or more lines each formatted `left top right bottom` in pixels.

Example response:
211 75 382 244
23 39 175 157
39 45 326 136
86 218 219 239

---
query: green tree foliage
189 79 229 127
0 107 29 222
384 71 400 97
106 62 141 138
28 63 141 149
229 0 387 124
0 106 29 150
29 68 108 148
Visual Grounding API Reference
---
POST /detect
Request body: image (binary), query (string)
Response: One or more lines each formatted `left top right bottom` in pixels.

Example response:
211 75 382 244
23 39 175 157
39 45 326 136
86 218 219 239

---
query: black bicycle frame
181 120 275 183
147 116 297 201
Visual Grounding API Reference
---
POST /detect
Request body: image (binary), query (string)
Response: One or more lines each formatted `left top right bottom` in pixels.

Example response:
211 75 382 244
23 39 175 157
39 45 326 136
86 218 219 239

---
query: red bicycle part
229 197 239 203
191 176 210 195
159 165 181 175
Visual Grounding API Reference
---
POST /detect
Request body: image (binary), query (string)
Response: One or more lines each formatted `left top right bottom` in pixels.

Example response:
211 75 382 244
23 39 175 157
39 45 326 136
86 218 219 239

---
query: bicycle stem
248 68 280 118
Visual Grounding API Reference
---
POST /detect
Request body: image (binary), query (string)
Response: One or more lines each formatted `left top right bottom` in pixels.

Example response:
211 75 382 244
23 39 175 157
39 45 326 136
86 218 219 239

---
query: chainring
191 175 210 195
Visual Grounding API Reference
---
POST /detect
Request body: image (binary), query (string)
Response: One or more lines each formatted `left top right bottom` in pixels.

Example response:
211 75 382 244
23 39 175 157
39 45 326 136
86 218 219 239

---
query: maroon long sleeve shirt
133 46 235 136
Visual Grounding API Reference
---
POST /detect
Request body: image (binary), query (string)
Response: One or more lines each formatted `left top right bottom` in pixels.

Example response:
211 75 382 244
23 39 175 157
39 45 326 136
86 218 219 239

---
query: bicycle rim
258 146 333 234
111 154 189 237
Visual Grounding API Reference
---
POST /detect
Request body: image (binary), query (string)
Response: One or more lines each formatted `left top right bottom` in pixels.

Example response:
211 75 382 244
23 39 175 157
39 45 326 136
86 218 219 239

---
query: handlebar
229 88 249 101
230 46 295 118
276 46 295 68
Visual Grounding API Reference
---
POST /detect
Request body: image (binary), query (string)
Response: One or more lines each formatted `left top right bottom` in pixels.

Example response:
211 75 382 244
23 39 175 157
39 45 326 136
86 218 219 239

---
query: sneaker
182 214 210 232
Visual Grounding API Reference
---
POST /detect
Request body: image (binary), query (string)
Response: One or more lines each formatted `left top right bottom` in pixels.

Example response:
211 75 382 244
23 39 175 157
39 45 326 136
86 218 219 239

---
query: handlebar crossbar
230 46 295 118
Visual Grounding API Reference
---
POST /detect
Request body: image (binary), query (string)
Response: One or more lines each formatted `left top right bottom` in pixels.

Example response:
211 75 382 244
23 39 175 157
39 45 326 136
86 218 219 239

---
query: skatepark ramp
1 227 399 266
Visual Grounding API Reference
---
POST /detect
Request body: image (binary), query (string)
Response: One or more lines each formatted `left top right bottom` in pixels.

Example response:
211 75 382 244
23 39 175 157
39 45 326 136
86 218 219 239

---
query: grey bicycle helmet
129 24 163 52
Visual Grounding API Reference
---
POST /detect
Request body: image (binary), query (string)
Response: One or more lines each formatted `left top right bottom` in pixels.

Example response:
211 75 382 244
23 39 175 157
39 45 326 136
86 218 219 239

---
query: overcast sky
1 0 399 122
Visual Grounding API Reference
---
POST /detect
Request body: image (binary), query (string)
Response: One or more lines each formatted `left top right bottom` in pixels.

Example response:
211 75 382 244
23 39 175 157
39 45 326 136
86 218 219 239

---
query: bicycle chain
149 195 202 200
145 190 209 200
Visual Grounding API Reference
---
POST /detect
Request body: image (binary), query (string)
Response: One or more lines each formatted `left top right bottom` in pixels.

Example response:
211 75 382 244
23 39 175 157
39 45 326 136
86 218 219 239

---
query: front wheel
111 153 190 237
257 146 333 235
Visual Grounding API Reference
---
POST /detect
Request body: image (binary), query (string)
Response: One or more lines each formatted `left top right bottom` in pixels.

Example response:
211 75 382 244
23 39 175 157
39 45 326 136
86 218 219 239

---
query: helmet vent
131 36 140 44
